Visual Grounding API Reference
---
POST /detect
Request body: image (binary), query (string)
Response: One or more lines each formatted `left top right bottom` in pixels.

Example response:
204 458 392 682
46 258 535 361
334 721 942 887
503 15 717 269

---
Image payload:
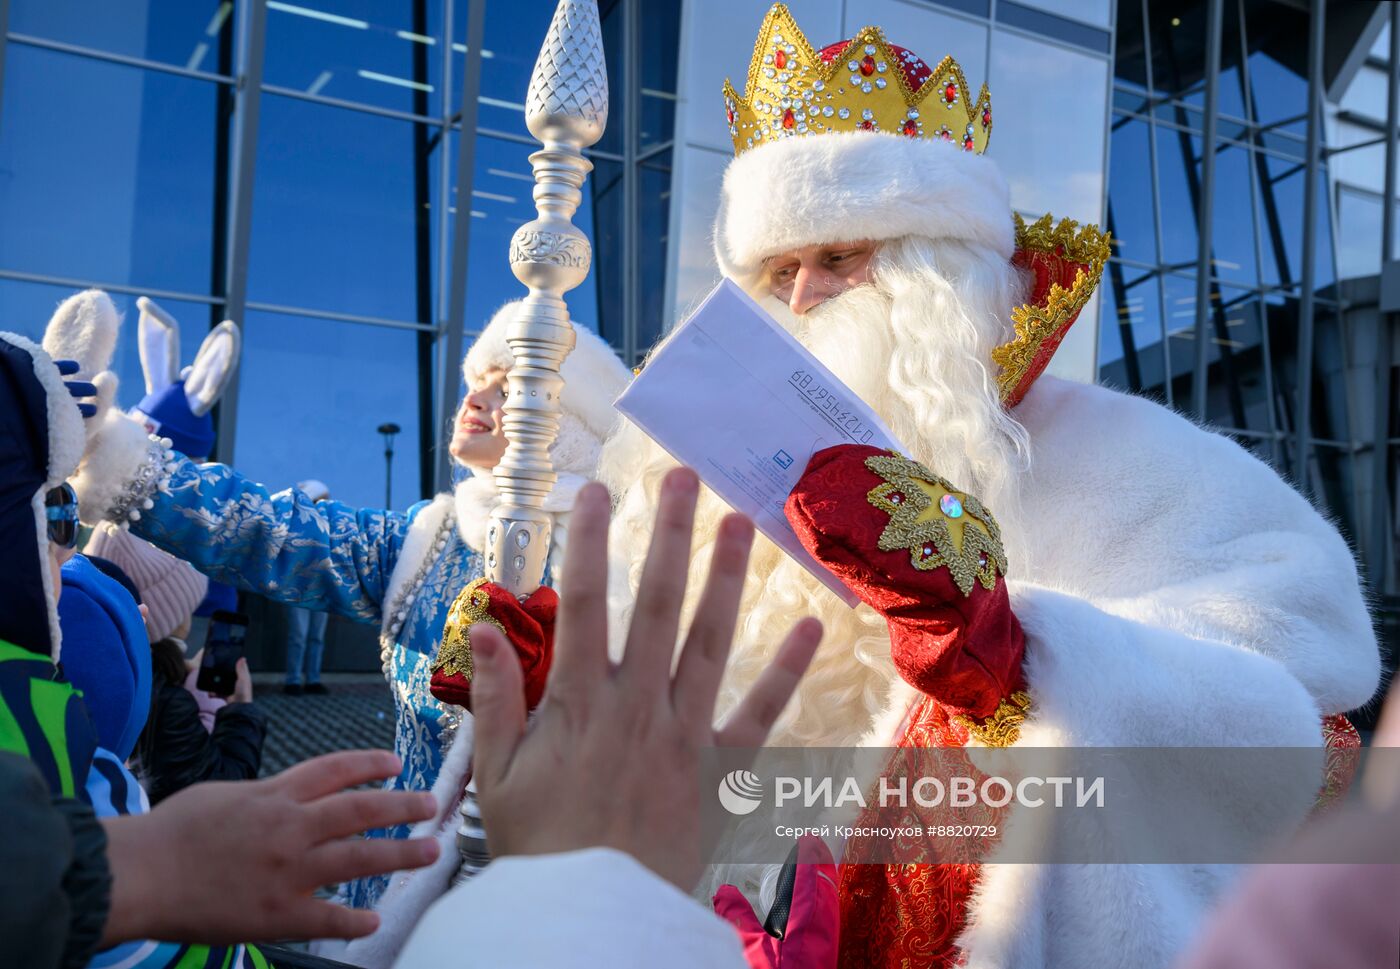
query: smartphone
197 610 248 697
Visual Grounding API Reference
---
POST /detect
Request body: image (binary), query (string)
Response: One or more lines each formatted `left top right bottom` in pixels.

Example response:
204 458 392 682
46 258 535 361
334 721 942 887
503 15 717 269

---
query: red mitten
785 444 1025 719
713 836 839 969
430 578 556 712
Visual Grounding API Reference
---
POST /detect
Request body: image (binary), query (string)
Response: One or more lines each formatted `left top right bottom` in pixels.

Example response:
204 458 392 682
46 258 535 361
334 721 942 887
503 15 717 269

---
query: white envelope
615 279 905 607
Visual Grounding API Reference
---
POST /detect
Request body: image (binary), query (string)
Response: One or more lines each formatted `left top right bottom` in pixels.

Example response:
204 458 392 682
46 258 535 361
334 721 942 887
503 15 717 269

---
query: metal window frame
1234 0 1282 466
0 0 646 500
1368 2 1398 595
1190 0 1225 420
623 0 640 366
0 0 9 138
261 82 446 127
244 300 435 332
6 32 237 84
213 0 268 466
0 268 226 306
433 0 487 494
0 267 444 334
1104 0 1355 500
1137 0 1176 409
1292 0 1326 495
1109 98 1314 164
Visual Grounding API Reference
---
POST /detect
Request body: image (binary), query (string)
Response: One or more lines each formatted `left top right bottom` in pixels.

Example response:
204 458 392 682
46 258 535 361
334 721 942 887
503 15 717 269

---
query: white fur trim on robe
915 377 1376 968
328 719 476 969
713 375 1381 968
351 472 584 968
395 848 746 969
377 493 456 650
452 469 585 560
375 471 582 649
1007 375 1379 716
953 584 1326 969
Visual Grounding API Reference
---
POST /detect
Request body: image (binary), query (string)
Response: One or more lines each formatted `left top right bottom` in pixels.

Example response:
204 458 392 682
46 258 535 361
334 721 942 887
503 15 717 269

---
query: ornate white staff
456 0 609 880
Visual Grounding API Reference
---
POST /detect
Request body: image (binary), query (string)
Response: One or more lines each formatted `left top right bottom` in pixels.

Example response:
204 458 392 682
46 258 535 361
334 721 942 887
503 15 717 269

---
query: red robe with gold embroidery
786 444 1362 969
787 444 1029 968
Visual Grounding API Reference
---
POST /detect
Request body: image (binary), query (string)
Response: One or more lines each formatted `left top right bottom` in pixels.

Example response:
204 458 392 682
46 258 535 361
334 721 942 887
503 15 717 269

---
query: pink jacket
182 663 226 733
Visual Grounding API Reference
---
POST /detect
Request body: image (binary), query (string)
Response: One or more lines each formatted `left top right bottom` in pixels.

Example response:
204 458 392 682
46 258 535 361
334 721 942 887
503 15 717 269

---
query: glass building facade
1099 0 1399 694
0 0 679 510
1 0 1395 681
668 0 1114 385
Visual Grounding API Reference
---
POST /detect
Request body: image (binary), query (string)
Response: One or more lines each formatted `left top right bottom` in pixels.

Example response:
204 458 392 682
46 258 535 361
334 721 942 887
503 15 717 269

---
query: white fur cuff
71 410 175 526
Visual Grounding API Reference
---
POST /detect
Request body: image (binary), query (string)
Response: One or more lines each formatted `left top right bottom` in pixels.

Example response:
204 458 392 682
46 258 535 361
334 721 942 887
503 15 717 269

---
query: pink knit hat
82 523 208 642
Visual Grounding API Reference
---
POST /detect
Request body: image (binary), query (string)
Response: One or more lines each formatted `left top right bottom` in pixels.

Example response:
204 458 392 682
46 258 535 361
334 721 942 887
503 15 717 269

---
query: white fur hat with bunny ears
45 289 244 529
45 290 242 460
460 301 630 476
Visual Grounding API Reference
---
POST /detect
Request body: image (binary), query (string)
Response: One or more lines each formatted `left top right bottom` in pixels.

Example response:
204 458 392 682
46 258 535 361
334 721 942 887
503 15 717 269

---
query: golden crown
722 4 992 157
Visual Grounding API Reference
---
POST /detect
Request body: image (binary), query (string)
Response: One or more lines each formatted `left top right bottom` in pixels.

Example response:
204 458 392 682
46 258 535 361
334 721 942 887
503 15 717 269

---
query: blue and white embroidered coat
130 454 488 908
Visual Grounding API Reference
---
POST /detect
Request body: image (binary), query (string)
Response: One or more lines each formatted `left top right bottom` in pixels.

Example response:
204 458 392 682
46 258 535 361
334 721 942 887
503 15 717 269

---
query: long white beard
770 241 1028 522
599 236 1031 750
599 237 1030 908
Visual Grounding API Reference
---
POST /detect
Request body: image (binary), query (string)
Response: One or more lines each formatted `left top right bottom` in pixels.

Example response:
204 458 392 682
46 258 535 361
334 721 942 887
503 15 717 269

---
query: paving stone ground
251 673 395 778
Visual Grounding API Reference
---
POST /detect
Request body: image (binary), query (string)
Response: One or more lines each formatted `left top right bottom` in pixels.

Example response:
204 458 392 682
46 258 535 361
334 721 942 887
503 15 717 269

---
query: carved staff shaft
484 0 608 598
457 0 608 882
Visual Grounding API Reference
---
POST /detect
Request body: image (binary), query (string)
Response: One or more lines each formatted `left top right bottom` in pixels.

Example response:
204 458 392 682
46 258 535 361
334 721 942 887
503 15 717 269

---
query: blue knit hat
129 301 240 461
57 554 151 761
136 379 216 459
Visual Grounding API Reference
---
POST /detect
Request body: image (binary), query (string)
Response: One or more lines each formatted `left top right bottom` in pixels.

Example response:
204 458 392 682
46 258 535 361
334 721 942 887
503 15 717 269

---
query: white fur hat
713 130 1015 284
461 301 630 476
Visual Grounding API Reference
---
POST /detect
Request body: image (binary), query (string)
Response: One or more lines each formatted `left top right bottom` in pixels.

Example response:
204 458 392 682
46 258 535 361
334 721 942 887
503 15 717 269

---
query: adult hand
470 469 824 892
100 750 438 946
231 657 254 704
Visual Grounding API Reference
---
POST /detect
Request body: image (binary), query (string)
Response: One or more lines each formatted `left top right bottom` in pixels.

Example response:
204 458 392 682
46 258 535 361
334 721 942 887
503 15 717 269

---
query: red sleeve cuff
786 444 1025 718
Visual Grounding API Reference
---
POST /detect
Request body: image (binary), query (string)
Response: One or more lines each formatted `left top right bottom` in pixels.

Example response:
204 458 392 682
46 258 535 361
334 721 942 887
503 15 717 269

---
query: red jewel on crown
943 80 957 106
902 119 919 137
962 122 975 151
782 108 796 130
775 48 788 69
726 105 735 125
860 54 876 76
982 106 992 128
